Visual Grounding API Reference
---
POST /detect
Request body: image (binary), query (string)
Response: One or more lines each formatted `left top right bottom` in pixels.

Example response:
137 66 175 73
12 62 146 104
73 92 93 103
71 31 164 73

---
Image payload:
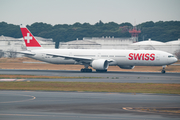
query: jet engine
118 65 135 69
91 59 109 70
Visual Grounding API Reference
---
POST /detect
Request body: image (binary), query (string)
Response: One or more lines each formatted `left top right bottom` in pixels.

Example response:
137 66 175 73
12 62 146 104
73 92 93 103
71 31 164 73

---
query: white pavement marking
0 79 16 81
0 93 36 103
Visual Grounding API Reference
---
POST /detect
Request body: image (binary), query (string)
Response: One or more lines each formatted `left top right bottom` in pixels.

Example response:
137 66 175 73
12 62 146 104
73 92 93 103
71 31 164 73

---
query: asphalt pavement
0 69 180 83
0 91 180 120
0 69 180 120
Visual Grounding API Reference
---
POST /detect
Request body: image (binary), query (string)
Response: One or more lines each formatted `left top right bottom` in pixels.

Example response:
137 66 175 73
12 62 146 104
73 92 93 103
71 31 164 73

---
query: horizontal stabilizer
17 51 35 56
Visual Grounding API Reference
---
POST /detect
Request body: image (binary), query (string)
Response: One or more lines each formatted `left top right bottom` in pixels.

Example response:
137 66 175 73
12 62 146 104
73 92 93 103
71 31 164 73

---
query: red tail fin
20 24 42 50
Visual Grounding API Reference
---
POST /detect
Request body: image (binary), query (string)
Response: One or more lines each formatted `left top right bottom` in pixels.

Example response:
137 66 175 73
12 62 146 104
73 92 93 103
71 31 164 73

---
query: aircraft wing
46 53 115 63
46 53 93 62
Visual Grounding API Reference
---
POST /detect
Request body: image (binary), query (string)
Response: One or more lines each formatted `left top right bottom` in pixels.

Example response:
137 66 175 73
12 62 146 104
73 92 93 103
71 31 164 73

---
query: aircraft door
97 53 101 58
41 53 46 59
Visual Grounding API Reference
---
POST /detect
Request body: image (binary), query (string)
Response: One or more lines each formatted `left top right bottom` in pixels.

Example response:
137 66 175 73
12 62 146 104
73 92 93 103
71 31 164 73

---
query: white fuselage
26 49 177 66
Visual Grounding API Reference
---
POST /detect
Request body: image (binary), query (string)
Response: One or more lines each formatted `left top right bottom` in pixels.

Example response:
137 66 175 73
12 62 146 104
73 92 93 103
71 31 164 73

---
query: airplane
19 24 178 73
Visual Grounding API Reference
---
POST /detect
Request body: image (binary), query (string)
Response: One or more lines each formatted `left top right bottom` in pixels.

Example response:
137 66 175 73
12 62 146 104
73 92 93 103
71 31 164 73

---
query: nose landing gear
161 65 167 73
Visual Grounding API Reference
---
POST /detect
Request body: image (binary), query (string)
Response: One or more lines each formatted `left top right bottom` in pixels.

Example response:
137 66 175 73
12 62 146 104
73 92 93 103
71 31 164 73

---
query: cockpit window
168 55 174 58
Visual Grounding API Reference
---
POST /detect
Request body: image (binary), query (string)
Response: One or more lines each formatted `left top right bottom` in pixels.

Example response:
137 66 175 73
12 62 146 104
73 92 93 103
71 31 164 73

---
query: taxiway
0 69 180 120
0 69 180 83
0 91 180 120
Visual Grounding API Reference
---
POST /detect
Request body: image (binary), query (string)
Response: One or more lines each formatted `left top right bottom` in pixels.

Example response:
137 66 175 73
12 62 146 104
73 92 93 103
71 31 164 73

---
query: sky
0 0 180 26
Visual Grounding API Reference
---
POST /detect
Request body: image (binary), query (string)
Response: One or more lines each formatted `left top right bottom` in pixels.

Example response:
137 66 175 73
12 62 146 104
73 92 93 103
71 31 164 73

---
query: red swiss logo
24 33 32 43
20 27 41 47
128 53 155 61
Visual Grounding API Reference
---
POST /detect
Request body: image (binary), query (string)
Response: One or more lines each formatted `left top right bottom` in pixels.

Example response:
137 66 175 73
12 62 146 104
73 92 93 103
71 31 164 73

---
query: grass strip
0 74 99 79
0 81 180 94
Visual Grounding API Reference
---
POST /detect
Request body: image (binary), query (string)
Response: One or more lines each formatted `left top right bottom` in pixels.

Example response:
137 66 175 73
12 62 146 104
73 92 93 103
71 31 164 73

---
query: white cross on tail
24 33 32 43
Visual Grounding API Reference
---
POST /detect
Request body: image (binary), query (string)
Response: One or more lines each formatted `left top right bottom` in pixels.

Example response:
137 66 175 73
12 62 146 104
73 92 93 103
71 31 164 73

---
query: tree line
0 20 180 43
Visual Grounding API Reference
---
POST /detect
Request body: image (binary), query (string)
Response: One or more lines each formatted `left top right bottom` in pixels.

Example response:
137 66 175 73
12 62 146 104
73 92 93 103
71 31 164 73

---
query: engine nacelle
118 65 135 69
91 59 109 70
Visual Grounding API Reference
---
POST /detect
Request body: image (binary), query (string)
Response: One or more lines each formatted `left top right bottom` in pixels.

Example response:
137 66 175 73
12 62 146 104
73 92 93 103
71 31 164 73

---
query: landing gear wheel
161 69 166 74
96 70 107 72
81 68 92 72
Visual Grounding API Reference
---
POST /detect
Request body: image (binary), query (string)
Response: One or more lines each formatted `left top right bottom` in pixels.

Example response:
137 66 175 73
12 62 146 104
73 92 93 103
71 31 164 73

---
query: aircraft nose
168 54 178 64
174 56 178 62
173 55 178 61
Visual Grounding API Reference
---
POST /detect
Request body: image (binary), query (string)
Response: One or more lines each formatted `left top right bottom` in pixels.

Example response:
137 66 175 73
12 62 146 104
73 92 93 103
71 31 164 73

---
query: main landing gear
161 65 166 74
81 68 92 72
80 64 92 72
80 64 107 73
96 69 107 72
80 69 107 72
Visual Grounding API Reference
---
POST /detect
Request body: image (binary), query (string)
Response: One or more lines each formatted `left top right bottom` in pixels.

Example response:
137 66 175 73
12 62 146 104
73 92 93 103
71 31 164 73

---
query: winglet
20 24 42 50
